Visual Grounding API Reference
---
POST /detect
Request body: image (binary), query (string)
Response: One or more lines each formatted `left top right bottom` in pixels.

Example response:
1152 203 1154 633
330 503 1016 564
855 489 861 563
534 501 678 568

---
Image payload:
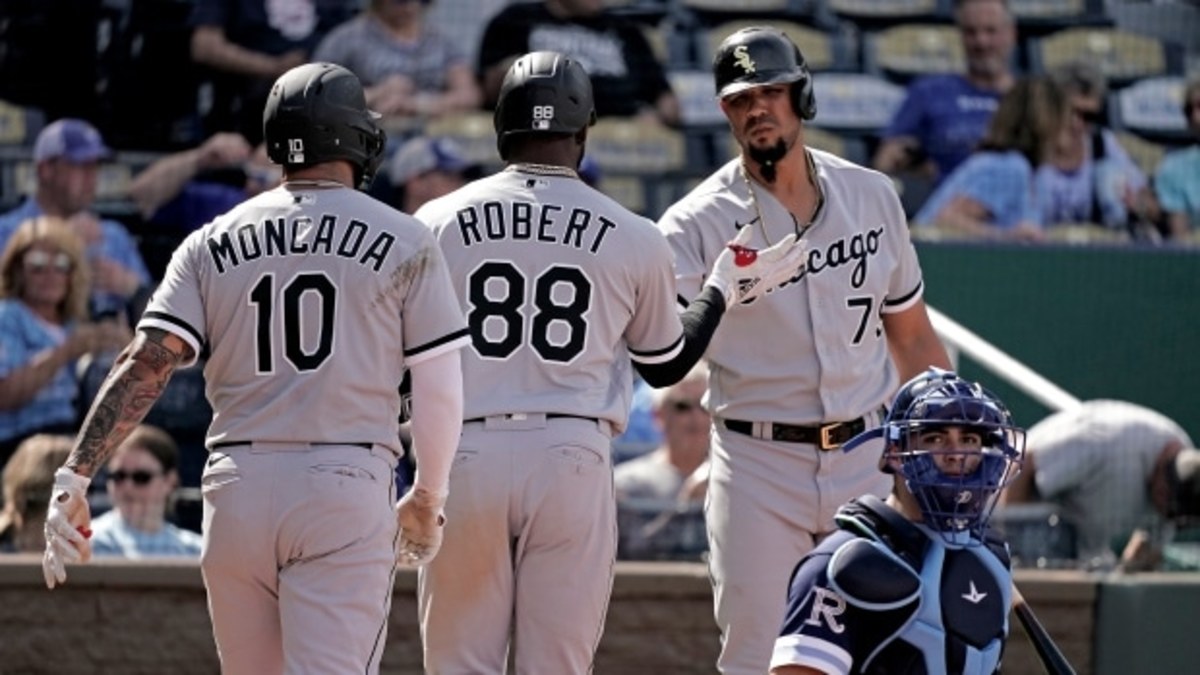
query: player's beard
746 139 789 184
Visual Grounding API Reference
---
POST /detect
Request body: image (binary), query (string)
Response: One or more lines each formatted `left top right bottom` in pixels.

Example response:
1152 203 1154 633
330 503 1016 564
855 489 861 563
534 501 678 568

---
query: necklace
284 178 345 189
506 162 579 179
739 150 824 245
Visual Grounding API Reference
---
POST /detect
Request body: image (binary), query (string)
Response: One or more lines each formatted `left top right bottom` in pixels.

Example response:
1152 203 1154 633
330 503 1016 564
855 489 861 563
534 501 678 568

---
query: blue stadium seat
1008 0 1111 36
810 73 906 136
1027 27 1185 85
863 23 965 83
1108 76 1191 145
827 0 950 30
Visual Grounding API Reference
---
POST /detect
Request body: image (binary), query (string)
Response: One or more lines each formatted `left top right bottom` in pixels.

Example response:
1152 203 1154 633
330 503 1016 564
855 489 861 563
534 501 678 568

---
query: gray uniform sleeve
138 229 207 367
625 230 686 364
880 175 925 313
401 230 470 366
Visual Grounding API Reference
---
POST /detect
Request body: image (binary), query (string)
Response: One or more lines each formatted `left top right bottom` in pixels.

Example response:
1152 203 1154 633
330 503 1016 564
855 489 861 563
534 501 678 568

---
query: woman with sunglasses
0 217 130 465
1035 61 1153 235
89 424 201 558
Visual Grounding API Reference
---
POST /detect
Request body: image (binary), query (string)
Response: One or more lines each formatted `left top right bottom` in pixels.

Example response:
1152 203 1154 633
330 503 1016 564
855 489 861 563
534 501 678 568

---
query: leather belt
722 414 872 450
464 413 598 424
210 441 373 450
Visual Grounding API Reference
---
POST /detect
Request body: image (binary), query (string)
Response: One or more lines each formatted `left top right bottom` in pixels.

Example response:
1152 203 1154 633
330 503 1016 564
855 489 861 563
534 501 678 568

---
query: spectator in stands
90 425 202 558
128 132 280 235
0 217 130 465
313 0 481 120
615 362 710 503
189 0 360 143
388 135 482 213
0 119 152 322
477 0 680 126
1036 62 1152 233
873 0 1017 186
615 362 711 560
1154 76 1200 239
913 76 1067 241
0 434 73 553
1002 400 1200 571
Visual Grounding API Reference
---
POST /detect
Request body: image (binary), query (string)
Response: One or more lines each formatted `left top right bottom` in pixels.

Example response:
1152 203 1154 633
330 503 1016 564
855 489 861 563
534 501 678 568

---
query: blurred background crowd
0 0 1198 570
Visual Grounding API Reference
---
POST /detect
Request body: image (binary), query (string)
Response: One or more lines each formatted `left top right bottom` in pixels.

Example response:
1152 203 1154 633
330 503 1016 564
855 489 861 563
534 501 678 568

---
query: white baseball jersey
140 184 470 455
658 150 924 423
414 165 685 433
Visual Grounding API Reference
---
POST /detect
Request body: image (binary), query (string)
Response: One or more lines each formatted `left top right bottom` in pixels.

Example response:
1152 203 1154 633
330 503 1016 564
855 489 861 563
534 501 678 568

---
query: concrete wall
0 557 1108 674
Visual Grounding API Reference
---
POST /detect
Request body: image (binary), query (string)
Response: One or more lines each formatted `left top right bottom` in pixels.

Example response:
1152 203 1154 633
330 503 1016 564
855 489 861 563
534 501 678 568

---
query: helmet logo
733 46 756 75
532 105 555 130
288 138 305 164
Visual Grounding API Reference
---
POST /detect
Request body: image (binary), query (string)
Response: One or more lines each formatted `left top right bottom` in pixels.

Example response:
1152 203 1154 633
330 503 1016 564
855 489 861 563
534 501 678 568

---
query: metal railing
927 306 1082 414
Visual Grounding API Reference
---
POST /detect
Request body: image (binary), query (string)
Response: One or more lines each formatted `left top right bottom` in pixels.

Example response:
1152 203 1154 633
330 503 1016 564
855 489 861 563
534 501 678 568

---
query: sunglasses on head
24 250 72 273
107 469 159 486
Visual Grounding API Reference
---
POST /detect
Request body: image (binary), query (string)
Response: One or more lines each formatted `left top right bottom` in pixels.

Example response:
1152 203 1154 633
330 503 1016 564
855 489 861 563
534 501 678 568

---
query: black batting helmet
493 51 596 159
264 62 386 191
713 27 816 121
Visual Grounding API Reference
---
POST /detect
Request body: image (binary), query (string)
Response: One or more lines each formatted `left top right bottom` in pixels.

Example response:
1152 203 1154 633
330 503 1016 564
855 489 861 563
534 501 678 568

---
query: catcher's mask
844 368 1025 544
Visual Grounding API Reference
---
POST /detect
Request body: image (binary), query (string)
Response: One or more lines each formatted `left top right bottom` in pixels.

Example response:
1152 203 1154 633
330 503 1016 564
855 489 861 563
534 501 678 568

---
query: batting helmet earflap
264 62 387 191
493 51 596 160
713 26 816 121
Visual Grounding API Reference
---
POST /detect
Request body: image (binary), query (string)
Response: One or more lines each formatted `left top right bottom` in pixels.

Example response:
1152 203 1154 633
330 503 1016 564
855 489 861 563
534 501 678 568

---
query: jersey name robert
454 200 617 254
205 215 396 274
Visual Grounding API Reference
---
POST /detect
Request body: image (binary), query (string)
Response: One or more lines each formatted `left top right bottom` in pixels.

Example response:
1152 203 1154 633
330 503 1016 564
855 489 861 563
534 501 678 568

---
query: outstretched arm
65 328 194 476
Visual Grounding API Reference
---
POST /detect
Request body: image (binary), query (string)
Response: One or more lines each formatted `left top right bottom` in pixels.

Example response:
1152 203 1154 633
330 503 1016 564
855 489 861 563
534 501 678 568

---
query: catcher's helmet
494 51 596 159
263 62 386 191
713 26 816 121
844 368 1025 543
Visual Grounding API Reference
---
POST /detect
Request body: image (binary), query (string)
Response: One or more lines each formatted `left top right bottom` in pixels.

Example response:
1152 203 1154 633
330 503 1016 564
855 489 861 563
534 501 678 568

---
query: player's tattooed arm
65 328 195 476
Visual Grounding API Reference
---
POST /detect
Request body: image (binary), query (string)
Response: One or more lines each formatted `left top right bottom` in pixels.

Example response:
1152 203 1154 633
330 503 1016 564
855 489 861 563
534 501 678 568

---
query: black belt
722 415 871 450
210 441 373 450
464 413 598 424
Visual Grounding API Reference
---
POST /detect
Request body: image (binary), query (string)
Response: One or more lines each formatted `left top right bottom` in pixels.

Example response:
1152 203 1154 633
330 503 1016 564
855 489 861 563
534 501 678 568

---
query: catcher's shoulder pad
834 494 930 570
827 536 922 610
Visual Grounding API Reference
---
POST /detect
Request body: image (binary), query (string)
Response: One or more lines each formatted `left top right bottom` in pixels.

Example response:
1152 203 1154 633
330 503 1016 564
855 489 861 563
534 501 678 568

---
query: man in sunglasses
615 362 711 559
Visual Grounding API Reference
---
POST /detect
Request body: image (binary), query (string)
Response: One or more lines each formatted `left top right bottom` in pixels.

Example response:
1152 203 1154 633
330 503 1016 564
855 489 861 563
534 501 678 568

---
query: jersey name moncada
205 214 396 274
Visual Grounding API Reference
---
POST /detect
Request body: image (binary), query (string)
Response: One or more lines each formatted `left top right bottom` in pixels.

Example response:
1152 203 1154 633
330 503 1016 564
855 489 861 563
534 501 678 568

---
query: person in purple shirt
873 0 1017 187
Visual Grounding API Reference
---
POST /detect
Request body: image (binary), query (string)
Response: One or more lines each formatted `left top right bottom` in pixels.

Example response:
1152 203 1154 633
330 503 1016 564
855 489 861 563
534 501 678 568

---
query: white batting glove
705 226 807 307
395 485 448 567
43 468 93 590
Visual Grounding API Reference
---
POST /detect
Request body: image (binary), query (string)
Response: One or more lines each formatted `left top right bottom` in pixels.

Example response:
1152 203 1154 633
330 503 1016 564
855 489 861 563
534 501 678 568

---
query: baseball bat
1011 583 1076 675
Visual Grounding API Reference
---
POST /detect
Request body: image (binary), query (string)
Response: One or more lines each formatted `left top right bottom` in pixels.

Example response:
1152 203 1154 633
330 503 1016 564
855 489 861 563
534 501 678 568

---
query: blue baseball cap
33 119 112 163
390 136 478 186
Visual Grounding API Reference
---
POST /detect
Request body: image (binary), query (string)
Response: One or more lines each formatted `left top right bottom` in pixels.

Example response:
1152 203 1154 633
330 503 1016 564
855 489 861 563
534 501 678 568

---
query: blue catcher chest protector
830 495 1012 674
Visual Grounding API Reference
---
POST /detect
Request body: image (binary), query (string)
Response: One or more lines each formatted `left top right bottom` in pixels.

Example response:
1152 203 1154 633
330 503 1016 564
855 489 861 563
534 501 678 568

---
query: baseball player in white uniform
41 63 469 674
657 27 952 674
413 51 805 674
